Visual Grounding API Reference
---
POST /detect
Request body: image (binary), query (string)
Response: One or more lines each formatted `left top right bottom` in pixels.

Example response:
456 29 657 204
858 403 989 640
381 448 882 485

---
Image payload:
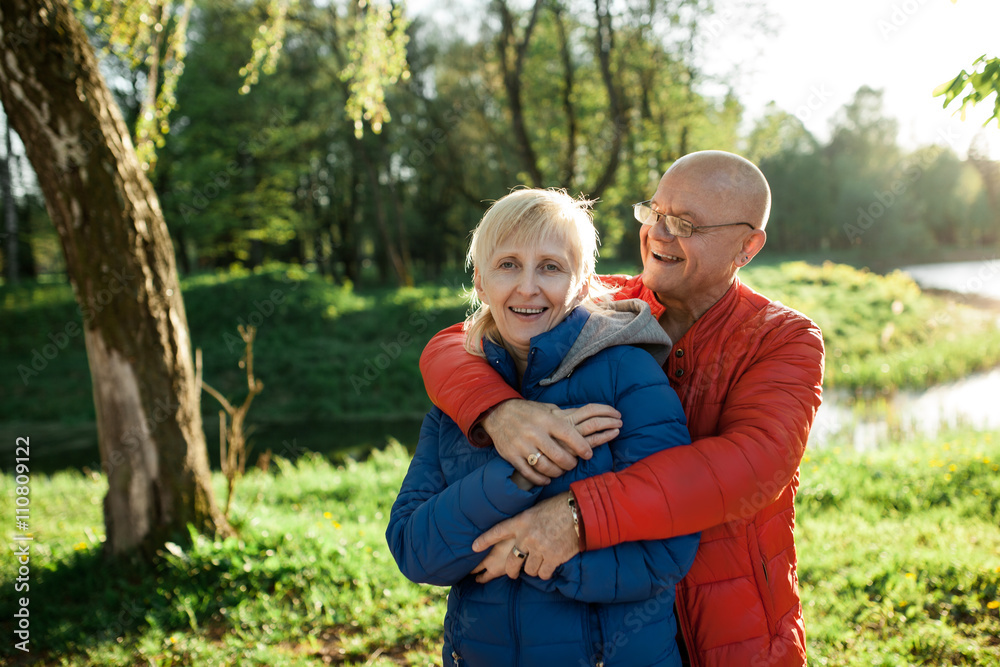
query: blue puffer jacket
387 305 699 667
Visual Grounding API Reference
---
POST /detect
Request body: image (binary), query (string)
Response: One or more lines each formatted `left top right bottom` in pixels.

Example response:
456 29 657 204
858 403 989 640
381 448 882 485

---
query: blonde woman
387 188 698 666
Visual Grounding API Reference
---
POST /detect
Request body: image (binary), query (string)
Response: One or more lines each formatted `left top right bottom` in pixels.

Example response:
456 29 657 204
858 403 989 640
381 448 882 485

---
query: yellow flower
333 521 342 529
905 572 916 580
323 511 332 519
988 601 1000 610
73 542 88 551
948 464 957 472
944 474 952 481
898 600 908 607
170 636 177 644
983 457 991 464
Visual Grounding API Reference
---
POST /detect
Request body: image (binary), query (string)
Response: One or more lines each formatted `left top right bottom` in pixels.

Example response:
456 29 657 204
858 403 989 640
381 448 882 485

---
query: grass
741 261 1000 395
797 431 1000 665
1 429 998 665
2 260 999 429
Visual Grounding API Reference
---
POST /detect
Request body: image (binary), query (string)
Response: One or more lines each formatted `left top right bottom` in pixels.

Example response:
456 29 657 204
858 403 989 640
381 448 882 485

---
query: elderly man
419 150 825 666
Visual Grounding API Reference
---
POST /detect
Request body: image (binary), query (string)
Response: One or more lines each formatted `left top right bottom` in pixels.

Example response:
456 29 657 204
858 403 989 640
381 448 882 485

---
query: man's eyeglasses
633 201 754 238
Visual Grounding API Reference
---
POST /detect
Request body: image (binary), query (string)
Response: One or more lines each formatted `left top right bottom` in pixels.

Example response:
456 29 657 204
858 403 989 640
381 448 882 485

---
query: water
810 259 1000 449
901 258 1000 300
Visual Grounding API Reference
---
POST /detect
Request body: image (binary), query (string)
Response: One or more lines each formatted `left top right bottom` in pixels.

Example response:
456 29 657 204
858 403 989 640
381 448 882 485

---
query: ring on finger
511 546 528 559
526 451 543 466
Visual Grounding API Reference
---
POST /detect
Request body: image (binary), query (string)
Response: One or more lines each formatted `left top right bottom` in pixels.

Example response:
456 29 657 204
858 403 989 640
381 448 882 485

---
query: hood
540 298 672 386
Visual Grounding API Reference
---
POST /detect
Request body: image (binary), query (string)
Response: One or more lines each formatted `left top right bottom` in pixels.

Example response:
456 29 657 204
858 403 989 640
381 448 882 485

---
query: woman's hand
471 536 522 584
483 400 622 486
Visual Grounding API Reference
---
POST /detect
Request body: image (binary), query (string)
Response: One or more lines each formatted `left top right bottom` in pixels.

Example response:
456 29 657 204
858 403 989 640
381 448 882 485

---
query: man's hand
472 492 580 581
483 400 621 486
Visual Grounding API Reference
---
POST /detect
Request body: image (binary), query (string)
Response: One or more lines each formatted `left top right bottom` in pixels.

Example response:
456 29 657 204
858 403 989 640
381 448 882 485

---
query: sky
695 0 1000 157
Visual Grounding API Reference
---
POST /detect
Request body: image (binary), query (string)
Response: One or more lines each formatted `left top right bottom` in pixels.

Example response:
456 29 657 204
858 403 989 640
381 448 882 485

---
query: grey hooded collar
539 299 672 386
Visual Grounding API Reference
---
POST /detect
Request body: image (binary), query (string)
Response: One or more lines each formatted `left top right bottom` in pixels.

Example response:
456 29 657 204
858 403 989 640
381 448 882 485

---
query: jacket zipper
747 525 778 637
589 604 605 667
675 584 699 667
510 581 521 667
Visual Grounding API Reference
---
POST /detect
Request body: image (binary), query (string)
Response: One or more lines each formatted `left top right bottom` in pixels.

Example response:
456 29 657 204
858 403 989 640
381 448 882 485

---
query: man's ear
738 229 767 266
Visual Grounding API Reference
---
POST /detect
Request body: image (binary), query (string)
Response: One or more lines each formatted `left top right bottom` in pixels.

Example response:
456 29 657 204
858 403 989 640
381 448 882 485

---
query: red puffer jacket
420 275 825 667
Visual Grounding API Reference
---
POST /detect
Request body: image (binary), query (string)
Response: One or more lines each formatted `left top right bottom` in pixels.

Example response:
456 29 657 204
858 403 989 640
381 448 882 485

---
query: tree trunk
2 117 17 283
0 0 231 556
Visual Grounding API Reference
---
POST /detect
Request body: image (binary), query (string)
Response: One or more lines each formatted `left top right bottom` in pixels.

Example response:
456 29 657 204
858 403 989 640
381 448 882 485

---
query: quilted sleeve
571 314 825 548
419 323 521 437
385 409 543 586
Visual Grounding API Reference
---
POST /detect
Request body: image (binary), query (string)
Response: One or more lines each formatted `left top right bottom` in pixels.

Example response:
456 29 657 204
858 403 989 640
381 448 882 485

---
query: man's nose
648 217 677 241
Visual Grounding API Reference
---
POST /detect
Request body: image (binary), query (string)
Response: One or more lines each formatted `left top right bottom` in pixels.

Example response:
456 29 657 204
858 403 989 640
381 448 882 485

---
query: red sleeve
418 323 521 438
570 317 825 549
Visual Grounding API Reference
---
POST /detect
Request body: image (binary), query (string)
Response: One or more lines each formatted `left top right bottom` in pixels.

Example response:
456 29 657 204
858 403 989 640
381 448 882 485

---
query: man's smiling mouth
651 251 682 262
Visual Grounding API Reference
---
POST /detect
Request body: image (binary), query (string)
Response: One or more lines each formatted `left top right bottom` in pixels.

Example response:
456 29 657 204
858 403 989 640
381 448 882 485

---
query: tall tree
0 0 231 555
2 115 17 283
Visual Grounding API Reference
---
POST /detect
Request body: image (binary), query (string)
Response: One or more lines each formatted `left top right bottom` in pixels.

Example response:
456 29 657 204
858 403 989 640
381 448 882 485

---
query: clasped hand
470 400 620 583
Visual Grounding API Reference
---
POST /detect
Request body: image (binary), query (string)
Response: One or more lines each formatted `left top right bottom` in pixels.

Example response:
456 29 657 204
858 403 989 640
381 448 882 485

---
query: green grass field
1 429 998 665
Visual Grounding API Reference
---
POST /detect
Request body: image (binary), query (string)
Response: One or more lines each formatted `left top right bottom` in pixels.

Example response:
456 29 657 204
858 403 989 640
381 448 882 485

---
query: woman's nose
516 272 539 295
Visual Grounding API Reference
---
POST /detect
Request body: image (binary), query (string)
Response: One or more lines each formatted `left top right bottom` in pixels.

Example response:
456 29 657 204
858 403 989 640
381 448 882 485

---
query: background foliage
2 0 998 285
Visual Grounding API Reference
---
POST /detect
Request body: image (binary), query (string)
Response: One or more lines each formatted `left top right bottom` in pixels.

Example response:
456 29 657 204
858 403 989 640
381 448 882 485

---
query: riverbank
4 261 1000 470
1 427 997 665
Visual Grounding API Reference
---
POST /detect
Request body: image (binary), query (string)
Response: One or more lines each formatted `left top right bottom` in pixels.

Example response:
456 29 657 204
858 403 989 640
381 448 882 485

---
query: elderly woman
386 188 698 666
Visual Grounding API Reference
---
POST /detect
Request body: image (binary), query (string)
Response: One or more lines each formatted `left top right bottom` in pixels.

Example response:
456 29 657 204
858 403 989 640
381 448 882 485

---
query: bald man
419 151 825 666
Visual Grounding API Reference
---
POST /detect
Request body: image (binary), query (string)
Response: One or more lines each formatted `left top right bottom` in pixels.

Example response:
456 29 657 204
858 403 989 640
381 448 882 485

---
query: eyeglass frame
632 201 755 238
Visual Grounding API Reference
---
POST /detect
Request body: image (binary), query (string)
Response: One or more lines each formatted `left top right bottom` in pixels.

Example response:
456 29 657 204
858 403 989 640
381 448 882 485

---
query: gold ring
512 546 527 559
527 452 542 466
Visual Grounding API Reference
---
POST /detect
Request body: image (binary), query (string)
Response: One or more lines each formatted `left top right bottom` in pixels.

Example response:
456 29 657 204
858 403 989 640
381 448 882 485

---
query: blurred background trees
1 0 998 289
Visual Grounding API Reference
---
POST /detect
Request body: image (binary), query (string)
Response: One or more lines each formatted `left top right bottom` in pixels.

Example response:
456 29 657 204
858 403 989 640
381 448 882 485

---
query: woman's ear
575 274 591 305
473 268 487 303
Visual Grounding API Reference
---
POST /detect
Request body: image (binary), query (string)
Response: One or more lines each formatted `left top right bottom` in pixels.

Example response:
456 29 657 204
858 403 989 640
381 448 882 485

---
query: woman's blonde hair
463 188 616 356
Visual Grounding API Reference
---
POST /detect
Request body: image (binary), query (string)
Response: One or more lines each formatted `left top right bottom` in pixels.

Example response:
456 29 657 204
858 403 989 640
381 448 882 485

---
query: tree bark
2 116 17 283
0 0 231 556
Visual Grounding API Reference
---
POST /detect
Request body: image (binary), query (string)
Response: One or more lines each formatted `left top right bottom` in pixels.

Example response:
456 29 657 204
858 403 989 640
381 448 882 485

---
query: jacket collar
674 278 744 348
483 307 591 391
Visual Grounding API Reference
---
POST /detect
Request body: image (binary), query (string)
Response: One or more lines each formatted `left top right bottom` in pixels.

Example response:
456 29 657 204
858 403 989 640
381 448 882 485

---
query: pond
811 259 1000 450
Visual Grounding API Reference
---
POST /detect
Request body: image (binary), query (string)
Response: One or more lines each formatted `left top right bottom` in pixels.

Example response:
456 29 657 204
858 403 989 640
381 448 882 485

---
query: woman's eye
499 261 516 269
543 263 561 272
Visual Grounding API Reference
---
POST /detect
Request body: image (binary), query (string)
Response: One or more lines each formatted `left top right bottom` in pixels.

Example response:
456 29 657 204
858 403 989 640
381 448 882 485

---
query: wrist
567 491 585 551
469 403 502 447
